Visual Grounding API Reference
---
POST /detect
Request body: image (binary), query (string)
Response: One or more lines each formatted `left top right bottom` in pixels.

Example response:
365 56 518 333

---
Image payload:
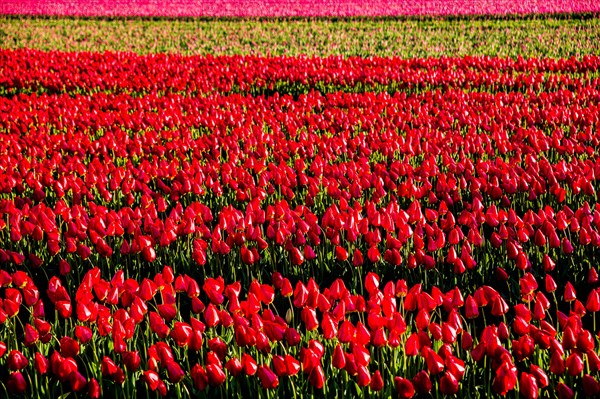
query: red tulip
566 352 584 376
529 364 548 388
170 322 193 347
7 350 28 371
556 383 574 399
423 347 444 375
370 370 384 391
583 374 600 396
357 365 371 387
519 372 539 399
7 371 27 394
60 336 80 357
242 353 258 376
493 361 517 395
464 295 479 319
588 268 599 284
34 352 49 375
549 351 565 375
332 344 346 369
395 376 415 398
69 371 87 392
166 361 185 383
335 246 348 261
258 365 279 389
308 365 325 389
24 323 39 346
412 370 432 394
143 370 162 391
206 364 226 387
88 378 101 399
586 290 600 312
439 371 459 395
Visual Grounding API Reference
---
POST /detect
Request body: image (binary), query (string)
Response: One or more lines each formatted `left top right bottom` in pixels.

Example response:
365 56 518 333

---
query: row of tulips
0 189 599 290
2 265 600 398
1 50 600 96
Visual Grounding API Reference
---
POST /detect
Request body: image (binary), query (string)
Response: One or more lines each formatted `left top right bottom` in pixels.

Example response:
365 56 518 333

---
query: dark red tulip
122 351 141 372
7 371 27 394
165 361 185 383
257 365 279 389
206 364 226 387
34 353 49 375
529 364 548 388
493 361 517 395
439 371 459 395
7 350 28 371
308 365 325 389
519 372 538 399
556 383 574 399
566 352 584 376
411 370 432 394
370 370 384 391
395 376 415 398
88 378 101 399
583 374 600 396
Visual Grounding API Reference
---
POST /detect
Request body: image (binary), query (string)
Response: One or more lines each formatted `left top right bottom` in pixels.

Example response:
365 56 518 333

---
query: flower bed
0 49 599 397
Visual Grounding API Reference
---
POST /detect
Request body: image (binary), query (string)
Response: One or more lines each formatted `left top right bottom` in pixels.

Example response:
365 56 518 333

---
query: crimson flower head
394 376 415 398
257 365 279 389
122 350 141 372
439 371 459 395
564 282 577 302
166 360 185 383
7 371 27 394
206 364 226 387
519 372 539 399
370 370 384 391
411 370 432 394
34 352 49 375
60 336 80 357
88 378 101 399
7 350 28 371
74 325 93 344
308 365 325 389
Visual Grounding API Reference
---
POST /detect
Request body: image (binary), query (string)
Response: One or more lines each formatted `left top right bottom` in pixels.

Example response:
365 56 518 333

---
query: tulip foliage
0 49 599 397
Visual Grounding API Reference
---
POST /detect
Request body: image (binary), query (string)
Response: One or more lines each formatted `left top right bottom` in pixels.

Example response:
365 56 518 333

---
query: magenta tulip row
1 0 599 17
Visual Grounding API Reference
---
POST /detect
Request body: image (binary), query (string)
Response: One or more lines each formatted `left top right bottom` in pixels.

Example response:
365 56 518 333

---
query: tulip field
1 5 600 399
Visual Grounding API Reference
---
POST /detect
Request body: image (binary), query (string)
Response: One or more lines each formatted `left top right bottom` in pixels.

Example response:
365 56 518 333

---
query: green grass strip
0 15 599 58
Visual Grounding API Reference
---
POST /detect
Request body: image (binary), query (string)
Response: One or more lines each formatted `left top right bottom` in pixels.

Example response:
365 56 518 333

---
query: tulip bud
557 383 574 399
583 374 600 396
566 352 584 376
370 370 384 391
34 352 49 375
411 370 432 394
519 372 539 399
122 351 141 372
7 350 28 371
88 378 101 399
439 371 459 395
7 371 27 394
308 365 325 389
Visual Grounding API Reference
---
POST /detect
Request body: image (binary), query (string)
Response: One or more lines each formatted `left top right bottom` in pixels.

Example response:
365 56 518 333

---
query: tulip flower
519 372 538 399
7 350 28 371
7 371 27 394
